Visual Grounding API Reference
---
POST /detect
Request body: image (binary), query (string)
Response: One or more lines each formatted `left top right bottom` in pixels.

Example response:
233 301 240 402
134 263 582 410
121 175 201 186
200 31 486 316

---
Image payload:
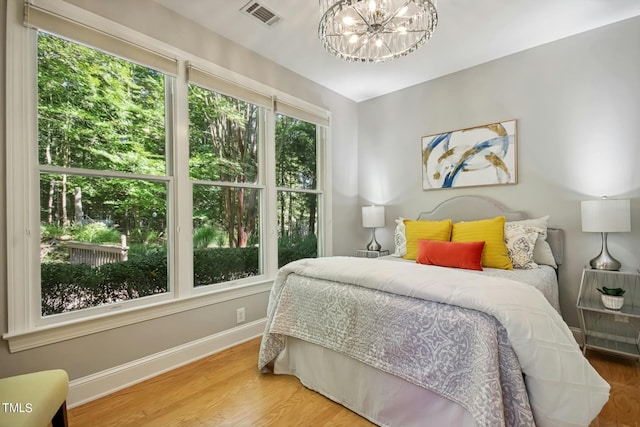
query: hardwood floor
68 338 372 427
586 350 640 427
69 338 639 426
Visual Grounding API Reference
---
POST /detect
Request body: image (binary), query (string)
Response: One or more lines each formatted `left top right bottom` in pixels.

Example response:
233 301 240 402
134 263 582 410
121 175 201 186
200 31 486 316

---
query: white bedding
261 257 610 427
382 255 561 313
274 337 476 427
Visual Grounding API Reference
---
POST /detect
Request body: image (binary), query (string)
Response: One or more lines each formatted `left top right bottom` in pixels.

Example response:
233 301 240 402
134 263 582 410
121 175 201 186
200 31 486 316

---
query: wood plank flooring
69 338 639 426
586 350 640 427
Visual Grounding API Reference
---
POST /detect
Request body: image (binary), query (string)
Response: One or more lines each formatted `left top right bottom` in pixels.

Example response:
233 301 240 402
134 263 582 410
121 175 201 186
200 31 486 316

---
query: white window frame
274 113 327 264
3 0 332 352
186 71 270 290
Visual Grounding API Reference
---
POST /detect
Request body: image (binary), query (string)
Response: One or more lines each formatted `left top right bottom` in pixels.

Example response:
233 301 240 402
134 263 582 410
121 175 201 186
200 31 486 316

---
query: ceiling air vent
241 1 281 27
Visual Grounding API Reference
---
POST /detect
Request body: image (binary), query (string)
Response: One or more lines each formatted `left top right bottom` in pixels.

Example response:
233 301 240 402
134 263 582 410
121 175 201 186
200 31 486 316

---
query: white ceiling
154 0 640 102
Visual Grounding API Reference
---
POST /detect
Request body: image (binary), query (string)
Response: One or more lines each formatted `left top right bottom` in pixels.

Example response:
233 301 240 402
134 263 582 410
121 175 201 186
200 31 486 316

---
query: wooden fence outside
68 235 128 268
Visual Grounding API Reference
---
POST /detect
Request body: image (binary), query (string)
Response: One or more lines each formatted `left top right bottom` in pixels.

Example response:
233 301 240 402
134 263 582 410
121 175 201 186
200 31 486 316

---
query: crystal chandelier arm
377 1 413 30
379 28 429 34
379 39 394 55
349 39 369 56
351 5 376 33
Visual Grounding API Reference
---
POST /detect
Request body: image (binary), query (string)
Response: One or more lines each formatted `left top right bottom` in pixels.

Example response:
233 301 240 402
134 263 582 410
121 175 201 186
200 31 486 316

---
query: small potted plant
597 287 626 310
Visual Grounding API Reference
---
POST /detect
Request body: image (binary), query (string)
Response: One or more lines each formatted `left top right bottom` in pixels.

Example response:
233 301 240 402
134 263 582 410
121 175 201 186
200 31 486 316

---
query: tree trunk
279 191 285 236
223 187 236 247
74 187 84 224
61 118 71 226
48 180 55 225
61 174 68 226
287 191 293 233
236 188 247 247
309 195 317 235
45 140 54 224
246 188 258 244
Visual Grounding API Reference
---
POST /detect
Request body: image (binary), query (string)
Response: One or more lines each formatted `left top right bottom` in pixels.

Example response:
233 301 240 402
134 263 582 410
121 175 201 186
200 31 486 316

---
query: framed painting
421 119 517 190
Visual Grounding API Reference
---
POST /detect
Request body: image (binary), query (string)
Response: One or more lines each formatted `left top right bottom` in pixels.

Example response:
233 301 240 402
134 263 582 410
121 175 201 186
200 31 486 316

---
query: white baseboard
67 318 267 408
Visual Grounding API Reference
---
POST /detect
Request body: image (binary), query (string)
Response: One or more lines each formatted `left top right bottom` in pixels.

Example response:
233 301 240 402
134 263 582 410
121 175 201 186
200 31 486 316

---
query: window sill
2 280 273 353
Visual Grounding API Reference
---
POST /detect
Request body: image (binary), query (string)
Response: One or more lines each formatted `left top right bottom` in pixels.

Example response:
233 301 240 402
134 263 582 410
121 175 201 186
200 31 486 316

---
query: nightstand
356 249 390 258
577 268 640 359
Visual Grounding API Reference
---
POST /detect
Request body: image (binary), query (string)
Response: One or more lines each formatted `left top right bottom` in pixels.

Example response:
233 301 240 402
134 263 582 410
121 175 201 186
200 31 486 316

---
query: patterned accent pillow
392 217 407 257
504 223 543 269
506 216 557 268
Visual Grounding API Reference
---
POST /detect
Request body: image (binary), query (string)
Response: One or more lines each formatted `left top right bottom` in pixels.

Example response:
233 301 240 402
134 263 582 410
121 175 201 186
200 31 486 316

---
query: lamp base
366 229 382 252
590 254 621 271
590 232 621 271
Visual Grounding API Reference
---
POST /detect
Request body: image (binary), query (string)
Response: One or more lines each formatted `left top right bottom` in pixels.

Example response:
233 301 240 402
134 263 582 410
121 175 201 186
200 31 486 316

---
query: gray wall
357 16 640 327
0 0 359 379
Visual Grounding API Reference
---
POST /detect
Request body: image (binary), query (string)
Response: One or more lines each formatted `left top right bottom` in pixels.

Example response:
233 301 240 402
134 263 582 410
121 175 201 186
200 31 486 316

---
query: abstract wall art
421 120 517 190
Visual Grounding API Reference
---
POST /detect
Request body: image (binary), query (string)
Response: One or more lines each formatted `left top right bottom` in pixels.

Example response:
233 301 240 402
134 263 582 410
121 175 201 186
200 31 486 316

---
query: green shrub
128 228 165 245
41 251 167 315
278 234 317 267
40 224 66 240
40 235 316 314
193 225 224 249
74 222 121 243
128 243 165 258
193 247 259 287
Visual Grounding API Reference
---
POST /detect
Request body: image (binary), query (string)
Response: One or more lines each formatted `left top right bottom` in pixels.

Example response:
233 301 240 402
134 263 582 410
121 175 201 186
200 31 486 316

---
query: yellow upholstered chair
0 369 69 427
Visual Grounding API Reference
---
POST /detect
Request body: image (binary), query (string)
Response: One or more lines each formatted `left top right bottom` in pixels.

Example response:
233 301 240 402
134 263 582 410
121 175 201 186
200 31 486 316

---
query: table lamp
581 197 631 270
362 205 385 251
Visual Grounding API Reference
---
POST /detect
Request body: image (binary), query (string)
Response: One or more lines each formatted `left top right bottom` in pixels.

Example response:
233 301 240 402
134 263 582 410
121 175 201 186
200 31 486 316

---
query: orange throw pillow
416 240 485 271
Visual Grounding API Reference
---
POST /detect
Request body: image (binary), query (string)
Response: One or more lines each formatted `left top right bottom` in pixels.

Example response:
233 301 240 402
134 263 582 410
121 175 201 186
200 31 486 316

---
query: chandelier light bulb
319 0 438 63
343 16 354 25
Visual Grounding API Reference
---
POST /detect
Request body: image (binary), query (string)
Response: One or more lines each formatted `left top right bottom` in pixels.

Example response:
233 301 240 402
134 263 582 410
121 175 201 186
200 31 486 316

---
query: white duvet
281 256 610 427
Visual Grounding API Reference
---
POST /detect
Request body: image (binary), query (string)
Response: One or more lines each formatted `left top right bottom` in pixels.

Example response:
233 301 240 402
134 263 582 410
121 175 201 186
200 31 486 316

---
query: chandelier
318 0 438 63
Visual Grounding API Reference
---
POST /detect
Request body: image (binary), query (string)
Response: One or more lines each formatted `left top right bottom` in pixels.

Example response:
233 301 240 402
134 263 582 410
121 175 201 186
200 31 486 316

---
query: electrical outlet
236 307 245 324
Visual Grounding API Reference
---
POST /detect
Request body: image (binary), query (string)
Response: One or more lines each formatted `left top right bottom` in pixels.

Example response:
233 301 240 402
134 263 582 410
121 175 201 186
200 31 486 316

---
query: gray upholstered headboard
416 195 564 266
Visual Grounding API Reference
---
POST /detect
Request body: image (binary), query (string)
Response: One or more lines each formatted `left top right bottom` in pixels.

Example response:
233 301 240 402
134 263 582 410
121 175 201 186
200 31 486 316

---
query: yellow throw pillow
403 219 452 260
451 216 513 270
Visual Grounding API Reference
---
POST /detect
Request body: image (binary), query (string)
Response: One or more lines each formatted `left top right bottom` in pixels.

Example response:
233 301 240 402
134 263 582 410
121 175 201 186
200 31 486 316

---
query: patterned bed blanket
260 274 534 426
259 257 610 427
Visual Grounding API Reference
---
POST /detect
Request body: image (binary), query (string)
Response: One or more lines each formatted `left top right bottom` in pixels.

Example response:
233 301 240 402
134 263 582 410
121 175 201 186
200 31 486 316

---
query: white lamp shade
362 205 385 228
581 199 631 232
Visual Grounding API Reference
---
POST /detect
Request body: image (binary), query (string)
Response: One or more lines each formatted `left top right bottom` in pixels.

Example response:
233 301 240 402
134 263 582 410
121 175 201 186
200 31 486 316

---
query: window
5 0 329 350
189 87 263 287
38 33 172 316
189 85 263 286
275 114 321 267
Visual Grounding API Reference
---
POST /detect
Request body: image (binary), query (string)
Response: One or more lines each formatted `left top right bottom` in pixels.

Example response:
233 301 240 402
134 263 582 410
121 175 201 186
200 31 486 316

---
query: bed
258 196 609 427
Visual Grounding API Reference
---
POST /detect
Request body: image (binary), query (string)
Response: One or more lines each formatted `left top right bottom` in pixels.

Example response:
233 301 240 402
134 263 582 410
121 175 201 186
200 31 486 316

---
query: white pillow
532 239 557 268
392 217 407 257
506 216 557 268
504 223 542 269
